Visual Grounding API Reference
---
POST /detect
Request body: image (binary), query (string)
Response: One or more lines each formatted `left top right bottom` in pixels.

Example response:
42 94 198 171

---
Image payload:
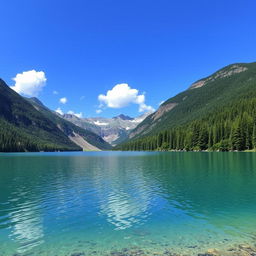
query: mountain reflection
9 199 44 253
92 155 152 230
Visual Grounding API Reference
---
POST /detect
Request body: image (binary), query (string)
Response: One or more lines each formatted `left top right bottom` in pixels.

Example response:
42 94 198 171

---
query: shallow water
0 152 256 255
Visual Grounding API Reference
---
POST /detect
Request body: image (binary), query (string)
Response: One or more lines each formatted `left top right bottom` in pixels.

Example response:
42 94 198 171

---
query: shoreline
1 149 256 153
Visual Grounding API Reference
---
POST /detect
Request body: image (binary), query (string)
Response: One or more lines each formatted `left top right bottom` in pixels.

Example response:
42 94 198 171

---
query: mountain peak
113 114 133 120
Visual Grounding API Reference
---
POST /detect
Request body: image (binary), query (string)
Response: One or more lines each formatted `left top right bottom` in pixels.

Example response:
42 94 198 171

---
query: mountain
113 114 133 121
117 62 256 151
0 78 111 152
26 97 112 151
63 112 152 146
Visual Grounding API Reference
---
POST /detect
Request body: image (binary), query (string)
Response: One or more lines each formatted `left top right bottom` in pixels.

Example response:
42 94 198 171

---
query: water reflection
9 202 44 253
0 152 256 255
88 155 152 230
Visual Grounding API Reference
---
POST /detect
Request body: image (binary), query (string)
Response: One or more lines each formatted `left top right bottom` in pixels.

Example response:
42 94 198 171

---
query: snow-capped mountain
63 112 152 146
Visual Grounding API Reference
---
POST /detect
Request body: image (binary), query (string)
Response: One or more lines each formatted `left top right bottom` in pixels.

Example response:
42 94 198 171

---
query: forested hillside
117 62 256 151
0 79 111 152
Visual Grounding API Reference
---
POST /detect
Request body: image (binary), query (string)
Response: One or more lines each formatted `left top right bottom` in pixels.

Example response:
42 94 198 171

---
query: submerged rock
198 248 219 256
109 248 146 256
70 252 85 256
237 243 256 255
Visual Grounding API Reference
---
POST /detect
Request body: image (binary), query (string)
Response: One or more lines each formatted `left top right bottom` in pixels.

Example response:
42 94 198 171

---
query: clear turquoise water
0 152 256 255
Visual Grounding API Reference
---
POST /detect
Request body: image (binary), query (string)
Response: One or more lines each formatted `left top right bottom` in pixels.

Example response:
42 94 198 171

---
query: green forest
117 97 256 151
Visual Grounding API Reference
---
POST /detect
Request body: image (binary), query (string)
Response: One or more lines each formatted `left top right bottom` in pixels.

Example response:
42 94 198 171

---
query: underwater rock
70 252 85 256
109 248 146 256
198 248 219 256
162 251 181 256
187 245 198 249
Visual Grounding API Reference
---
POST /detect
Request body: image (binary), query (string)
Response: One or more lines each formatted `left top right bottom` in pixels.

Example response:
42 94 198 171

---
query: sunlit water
0 152 256 255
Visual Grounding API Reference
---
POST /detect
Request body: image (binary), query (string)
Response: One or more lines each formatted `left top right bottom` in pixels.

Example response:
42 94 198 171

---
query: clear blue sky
0 0 255 118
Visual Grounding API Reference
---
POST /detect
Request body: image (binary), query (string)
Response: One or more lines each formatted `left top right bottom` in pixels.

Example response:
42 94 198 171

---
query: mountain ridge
128 62 256 138
63 111 152 146
0 79 111 152
117 61 256 151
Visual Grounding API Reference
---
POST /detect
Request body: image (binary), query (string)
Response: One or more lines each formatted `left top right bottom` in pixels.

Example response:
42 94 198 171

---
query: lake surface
0 152 256 256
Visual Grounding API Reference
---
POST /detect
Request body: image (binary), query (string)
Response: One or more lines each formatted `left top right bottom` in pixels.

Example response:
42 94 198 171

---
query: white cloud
59 97 67 104
11 70 46 97
139 103 155 112
53 90 59 95
96 109 102 114
55 107 63 115
159 100 165 106
67 110 83 118
98 83 154 113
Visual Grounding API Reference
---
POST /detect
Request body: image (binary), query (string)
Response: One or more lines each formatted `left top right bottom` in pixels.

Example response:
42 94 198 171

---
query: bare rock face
129 124 150 138
190 80 207 89
151 103 178 121
129 103 178 138
68 132 100 151
190 65 248 89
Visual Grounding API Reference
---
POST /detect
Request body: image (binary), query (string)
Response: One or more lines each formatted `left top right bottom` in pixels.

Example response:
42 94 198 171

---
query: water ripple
0 152 256 255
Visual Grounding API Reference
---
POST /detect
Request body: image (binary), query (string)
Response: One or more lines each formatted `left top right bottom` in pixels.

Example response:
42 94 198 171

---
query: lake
0 152 256 256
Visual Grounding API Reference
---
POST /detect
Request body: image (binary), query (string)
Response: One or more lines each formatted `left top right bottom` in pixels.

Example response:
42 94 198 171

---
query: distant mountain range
0 79 111 152
2 61 256 152
117 62 256 151
62 112 152 146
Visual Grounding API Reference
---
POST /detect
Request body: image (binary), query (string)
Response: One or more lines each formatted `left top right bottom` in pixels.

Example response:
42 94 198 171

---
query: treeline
117 98 256 152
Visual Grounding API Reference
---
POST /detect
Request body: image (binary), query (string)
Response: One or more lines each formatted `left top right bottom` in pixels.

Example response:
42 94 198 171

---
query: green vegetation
0 118 78 152
117 62 256 151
